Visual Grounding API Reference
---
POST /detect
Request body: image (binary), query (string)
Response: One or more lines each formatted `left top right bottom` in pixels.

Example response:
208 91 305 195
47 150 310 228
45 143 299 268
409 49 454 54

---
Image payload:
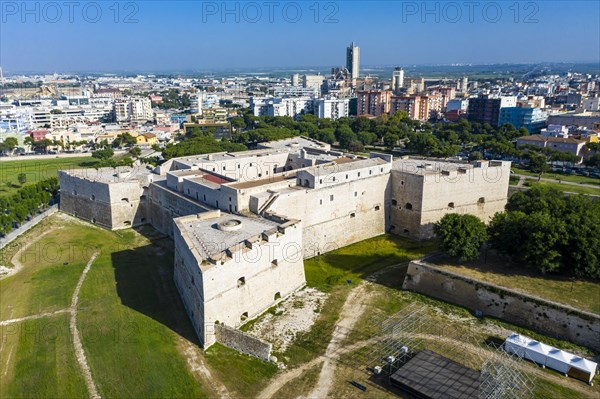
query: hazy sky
1 1 599 73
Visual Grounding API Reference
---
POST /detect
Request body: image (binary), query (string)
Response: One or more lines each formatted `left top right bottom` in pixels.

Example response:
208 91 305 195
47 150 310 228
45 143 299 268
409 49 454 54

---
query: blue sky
1 1 599 73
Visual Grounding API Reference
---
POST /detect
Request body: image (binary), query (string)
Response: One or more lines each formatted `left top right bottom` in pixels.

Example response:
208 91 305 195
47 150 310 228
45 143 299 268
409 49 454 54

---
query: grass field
512 166 600 186
524 180 600 195
0 314 89 399
304 234 439 292
204 343 278 397
0 215 210 399
0 157 99 197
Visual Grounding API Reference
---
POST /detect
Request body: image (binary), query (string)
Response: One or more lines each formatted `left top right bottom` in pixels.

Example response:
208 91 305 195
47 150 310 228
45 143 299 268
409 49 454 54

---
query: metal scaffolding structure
362 303 536 399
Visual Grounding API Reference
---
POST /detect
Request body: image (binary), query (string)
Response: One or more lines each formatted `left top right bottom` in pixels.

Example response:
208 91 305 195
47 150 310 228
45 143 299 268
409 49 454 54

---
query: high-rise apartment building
392 68 405 94
467 95 517 127
346 42 360 86
357 90 392 116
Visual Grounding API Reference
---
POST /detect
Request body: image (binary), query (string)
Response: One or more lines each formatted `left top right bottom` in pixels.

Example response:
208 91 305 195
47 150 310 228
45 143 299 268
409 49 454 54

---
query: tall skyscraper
461 76 468 92
346 42 360 86
392 67 405 94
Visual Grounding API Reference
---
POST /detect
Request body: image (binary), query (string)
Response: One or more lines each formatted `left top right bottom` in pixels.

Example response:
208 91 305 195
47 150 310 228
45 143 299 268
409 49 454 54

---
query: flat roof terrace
228 173 297 190
60 166 152 183
178 213 279 261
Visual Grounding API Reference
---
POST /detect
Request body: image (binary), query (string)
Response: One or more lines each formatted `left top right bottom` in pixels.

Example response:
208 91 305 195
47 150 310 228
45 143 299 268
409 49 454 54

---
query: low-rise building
517 135 586 156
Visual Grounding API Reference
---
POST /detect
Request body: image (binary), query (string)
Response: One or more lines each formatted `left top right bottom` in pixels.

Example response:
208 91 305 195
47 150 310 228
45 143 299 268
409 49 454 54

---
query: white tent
505 334 551 365
545 348 571 374
504 333 598 384
525 340 552 365
570 356 598 384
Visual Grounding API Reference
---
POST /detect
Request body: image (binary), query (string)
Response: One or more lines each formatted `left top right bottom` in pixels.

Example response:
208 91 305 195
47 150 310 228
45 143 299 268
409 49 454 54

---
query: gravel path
70 251 101 399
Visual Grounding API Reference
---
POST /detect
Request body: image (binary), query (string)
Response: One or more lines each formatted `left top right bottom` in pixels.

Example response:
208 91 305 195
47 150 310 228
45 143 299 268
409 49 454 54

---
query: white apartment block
114 97 153 124
315 97 350 120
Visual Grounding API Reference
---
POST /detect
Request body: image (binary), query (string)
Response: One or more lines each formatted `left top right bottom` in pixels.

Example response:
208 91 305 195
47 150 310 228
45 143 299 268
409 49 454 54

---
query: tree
129 146 142 158
348 141 364 153
434 214 488 262
24 136 34 148
528 152 549 180
151 143 161 152
337 129 358 149
17 173 27 185
468 151 483 161
2 137 18 153
584 153 600 168
489 186 599 277
92 148 114 160
230 117 246 131
383 133 400 149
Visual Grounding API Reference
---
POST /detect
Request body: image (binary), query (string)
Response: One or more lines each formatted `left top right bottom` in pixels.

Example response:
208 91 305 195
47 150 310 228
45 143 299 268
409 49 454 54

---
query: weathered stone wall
173 212 306 348
171 151 289 183
403 260 600 351
214 323 272 361
58 170 149 230
267 173 391 258
390 161 510 239
147 181 210 237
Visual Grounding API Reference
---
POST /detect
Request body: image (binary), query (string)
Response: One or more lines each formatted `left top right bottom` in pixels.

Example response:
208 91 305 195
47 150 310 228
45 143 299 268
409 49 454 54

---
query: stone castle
59 137 511 347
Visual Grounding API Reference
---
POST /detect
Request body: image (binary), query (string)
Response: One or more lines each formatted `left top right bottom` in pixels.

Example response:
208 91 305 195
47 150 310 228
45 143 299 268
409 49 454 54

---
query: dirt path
0 228 57 280
308 283 371 398
70 251 100 399
0 308 69 326
178 338 232 399
256 283 373 399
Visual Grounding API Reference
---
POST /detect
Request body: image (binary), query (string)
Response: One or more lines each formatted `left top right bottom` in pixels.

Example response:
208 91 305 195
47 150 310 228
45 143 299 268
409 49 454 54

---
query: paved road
513 173 600 189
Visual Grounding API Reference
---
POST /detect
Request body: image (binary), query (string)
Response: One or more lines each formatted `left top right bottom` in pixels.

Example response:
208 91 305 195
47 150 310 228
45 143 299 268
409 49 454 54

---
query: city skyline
1 1 599 73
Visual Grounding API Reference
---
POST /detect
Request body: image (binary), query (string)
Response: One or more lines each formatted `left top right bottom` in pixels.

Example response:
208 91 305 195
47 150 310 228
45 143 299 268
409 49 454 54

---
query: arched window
448 202 455 208
405 203 413 210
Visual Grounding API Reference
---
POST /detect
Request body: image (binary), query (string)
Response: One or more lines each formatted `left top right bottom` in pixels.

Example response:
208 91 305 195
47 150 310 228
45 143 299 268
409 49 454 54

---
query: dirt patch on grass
245 288 329 353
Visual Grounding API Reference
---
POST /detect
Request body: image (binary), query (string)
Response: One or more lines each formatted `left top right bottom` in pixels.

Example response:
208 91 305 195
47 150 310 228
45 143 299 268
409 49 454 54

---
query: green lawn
204 343 278 397
304 234 438 292
512 167 600 186
524 180 600 196
509 175 520 186
0 215 210 399
0 221 91 320
0 157 99 197
0 314 89 399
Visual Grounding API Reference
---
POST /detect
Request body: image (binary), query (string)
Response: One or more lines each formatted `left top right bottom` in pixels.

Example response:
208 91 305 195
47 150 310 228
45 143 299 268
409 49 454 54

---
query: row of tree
0 178 59 237
435 186 600 278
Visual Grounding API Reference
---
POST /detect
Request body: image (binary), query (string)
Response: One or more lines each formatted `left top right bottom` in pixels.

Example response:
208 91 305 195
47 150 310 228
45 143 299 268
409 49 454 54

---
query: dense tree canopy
162 136 246 160
434 214 488 262
489 186 600 277
0 178 59 236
